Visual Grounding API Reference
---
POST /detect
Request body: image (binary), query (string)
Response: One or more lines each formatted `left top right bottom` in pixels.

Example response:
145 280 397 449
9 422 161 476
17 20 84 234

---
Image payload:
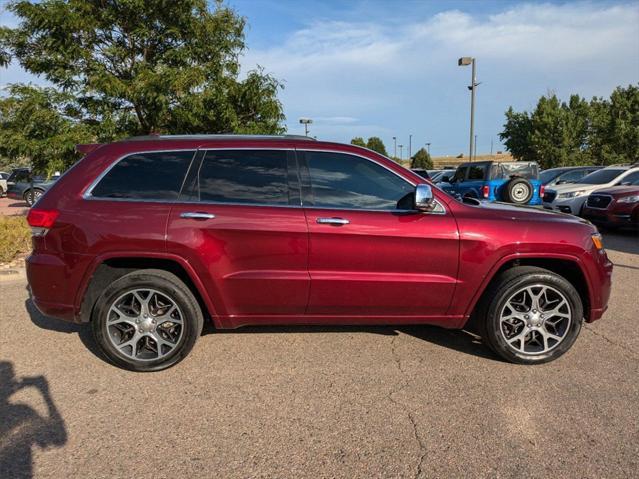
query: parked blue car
6 168 59 206
440 160 543 205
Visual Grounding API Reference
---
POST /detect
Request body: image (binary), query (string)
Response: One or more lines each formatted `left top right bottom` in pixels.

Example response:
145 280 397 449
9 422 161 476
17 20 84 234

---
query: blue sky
2 1 638 157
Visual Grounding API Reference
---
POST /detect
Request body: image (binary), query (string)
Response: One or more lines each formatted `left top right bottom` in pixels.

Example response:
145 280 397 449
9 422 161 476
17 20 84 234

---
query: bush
0 216 31 263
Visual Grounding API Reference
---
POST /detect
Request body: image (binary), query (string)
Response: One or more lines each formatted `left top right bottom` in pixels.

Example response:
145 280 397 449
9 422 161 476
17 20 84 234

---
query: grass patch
0 215 31 263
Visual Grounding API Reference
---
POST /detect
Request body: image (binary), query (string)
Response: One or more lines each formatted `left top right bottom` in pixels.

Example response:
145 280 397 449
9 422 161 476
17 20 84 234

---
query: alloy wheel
499 284 572 355
106 289 184 361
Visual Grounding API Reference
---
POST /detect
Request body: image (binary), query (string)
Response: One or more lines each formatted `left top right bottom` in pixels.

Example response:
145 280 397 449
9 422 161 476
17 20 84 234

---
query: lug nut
524 315 529 320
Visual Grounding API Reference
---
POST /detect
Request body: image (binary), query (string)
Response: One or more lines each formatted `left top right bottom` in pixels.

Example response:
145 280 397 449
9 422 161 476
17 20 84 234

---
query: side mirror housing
415 184 435 212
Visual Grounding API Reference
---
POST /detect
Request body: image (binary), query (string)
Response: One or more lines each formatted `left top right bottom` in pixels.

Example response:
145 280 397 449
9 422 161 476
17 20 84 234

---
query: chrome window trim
82 146 447 215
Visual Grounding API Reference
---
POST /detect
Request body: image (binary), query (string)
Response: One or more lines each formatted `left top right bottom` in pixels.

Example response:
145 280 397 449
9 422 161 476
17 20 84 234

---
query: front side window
305 152 413 210
197 150 289 205
468 165 485 180
91 151 195 200
618 171 639 185
452 167 468 182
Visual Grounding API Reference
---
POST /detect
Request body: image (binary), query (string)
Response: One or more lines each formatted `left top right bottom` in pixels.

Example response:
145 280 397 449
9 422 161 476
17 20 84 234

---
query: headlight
558 190 587 199
618 195 639 204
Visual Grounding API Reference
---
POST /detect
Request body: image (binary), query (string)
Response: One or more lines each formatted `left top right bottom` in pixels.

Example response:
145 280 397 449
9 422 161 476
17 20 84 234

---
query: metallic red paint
26 138 613 330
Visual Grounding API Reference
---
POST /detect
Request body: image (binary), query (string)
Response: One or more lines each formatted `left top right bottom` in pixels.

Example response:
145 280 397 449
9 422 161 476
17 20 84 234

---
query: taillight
27 209 59 236
540 185 545 198
482 185 490 199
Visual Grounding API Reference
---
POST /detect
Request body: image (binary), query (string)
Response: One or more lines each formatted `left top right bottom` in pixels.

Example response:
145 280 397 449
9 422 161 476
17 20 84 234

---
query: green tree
0 84 94 176
410 148 433 169
0 0 285 136
350 137 367 147
366 136 388 156
499 107 535 162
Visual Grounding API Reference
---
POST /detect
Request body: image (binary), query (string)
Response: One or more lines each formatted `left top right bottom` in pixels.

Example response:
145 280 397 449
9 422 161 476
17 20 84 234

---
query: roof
121 134 316 142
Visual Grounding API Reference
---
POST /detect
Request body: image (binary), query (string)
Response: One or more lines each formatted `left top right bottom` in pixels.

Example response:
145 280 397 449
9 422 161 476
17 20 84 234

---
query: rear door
300 150 459 319
166 149 309 323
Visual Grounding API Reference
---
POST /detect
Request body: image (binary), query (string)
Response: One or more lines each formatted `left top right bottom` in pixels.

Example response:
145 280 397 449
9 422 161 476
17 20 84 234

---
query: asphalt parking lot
0 229 638 479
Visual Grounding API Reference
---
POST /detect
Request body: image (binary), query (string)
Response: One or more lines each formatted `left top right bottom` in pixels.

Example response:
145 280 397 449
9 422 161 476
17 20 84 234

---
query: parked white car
0 171 9 197
543 165 639 215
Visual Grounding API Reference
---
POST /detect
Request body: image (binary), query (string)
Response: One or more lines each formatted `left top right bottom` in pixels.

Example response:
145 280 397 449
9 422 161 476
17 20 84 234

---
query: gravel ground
0 197 29 216
0 231 637 479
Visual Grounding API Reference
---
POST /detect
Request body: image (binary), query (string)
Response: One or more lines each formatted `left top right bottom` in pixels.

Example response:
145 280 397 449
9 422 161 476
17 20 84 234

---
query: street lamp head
458 57 473 66
299 118 313 124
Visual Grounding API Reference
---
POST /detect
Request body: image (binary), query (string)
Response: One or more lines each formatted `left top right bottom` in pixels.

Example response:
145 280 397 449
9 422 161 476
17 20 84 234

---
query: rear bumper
26 252 93 323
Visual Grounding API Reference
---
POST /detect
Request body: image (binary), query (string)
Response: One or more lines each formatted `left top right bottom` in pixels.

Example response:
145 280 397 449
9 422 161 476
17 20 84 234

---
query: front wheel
479 266 583 364
92 269 204 371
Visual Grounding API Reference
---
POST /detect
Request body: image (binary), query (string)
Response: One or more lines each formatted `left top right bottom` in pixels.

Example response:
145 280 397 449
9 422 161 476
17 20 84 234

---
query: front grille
543 191 557 203
586 194 612 209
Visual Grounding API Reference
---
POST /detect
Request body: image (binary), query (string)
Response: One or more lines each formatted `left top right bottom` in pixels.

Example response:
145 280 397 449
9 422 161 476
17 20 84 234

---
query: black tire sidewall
92 271 203 372
485 271 583 364
505 178 533 204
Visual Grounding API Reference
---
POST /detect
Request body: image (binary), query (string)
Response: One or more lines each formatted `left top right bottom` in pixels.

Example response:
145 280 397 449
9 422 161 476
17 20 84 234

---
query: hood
547 182 601 194
472 201 591 226
590 185 639 197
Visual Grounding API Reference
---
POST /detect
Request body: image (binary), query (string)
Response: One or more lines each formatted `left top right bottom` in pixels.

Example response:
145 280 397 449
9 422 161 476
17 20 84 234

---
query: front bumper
542 196 587 215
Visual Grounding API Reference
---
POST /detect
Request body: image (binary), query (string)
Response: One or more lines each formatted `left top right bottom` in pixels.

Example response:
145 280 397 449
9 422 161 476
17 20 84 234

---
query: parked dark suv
27 135 612 371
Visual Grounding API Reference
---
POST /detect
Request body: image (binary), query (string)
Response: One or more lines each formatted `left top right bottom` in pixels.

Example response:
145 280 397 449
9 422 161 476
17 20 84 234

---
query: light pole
408 134 412 160
426 142 431 155
299 118 313 136
398 144 403 160
392 136 397 159
458 57 477 161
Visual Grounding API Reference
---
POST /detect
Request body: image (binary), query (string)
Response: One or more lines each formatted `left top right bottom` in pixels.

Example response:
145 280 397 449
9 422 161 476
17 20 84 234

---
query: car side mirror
556 180 566 185
415 184 435 212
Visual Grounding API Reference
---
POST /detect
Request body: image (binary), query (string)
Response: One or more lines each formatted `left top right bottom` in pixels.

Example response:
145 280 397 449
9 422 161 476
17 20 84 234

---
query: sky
1 0 638 157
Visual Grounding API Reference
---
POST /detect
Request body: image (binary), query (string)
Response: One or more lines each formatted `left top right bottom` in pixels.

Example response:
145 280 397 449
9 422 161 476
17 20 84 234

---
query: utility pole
458 57 478 162
398 145 403 160
299 118 313 136
426 142 431 156
408 134 412 160
393 136 397 159
474 135 477 160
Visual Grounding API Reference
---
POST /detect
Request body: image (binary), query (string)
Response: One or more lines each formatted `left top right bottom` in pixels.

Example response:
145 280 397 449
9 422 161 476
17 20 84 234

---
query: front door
166 149 309 324
299 150 459 320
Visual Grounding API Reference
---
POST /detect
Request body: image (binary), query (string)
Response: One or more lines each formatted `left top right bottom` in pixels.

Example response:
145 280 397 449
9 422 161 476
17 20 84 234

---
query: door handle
316 217 349 226
180 212 215 220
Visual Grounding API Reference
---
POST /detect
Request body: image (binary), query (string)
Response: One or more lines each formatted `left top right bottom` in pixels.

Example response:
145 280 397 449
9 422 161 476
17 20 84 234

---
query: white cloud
243 2 639 152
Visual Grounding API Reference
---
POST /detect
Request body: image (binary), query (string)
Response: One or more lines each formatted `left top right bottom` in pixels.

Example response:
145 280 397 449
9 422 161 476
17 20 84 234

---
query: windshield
579 169 625 184
539 169 564 184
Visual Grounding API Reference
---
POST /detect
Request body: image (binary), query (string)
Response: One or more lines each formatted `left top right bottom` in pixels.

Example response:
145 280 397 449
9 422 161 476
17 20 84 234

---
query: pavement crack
583 324 639 360
388 334 427 479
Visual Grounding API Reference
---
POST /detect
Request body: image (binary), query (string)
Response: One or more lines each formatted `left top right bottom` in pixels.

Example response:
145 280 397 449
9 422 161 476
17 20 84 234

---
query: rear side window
467 165 485 180
305 151 413 210
91 151 195 200
197 150 289 205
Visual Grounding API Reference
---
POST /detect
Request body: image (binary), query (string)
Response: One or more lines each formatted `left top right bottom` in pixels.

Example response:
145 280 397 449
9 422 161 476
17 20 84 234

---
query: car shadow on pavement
0 361 67 479
206 323 502 362
24 297 103 361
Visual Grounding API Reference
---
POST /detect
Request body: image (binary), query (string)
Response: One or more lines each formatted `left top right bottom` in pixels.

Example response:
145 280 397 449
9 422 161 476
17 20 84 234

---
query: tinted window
306 152 413 210
452 167 468 182
618 171 639 185
557 169 587 183
580 169 625 184
468 165 485 180
540 169 564 184
197 150 289 205
92 151 195 200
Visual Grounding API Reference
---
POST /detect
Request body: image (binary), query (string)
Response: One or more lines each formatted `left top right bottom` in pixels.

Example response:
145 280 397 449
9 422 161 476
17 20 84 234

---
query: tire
504 178 533 204
24 189 34 207
478 266 583 364
91 269 204 372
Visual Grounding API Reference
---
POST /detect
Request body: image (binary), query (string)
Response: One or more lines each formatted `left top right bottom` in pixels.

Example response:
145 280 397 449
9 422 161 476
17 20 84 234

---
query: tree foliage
0 0 285 141
500 85 639 168
350 136 389 156
410 148 433 169
0 84 94 176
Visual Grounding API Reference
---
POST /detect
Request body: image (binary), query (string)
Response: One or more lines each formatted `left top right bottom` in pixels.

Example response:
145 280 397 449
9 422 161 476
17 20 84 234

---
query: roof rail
121 134 316 142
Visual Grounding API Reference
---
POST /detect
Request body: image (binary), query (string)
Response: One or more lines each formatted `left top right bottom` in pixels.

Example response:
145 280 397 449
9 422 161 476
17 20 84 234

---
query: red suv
26 135 613 371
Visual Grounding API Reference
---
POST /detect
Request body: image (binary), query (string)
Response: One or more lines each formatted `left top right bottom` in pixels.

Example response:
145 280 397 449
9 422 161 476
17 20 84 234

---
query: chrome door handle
316 217 349 226
180 212 215 220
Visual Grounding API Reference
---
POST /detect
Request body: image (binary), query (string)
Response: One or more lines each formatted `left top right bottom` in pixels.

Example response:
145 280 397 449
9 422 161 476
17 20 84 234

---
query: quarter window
91 151 195 200
197 150 289 205
305 152 414 210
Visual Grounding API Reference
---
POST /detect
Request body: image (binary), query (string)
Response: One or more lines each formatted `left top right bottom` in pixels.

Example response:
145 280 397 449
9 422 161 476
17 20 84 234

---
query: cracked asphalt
1 230 637 478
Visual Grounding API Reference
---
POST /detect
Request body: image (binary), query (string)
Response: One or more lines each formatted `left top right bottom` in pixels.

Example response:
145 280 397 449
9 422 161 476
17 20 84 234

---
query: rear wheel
479 266 583 364
92 269 203 371
504 178 533 204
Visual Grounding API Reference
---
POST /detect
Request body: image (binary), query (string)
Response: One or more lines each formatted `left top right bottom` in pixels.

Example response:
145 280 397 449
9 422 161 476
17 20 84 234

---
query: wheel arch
76 253 220 328
464 254 592 326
